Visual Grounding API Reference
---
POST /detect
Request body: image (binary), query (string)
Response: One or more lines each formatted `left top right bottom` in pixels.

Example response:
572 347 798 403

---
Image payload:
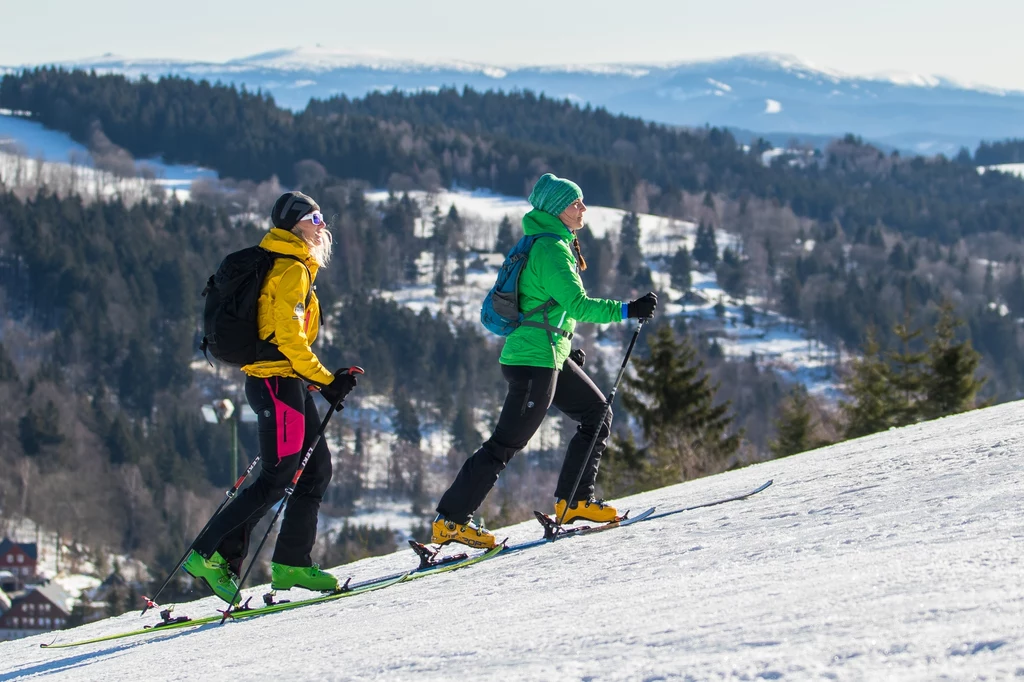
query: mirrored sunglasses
299 211 325 226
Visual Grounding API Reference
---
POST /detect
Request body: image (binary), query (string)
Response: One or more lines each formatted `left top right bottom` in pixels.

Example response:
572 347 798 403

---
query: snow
0 112 91 162
872 71 942 88
0 113 217 200
226 46 510 78
764 98 783 114
365 188 838 398
978 163 1024 179
706 77 732 92
2 400 1022 678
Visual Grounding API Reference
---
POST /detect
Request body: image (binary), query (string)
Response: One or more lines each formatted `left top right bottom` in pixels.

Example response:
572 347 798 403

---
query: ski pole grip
307 366 365 393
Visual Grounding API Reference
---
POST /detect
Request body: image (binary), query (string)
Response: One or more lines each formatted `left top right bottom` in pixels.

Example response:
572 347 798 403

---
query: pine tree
617 211 643 285
716 246 747 297
495 215 516 254
670 246 692 291
392 391 422 446
841 329 896 438
0 342 17 382
450 400 481 454
770 387 814 457
618 325 741 486
920 303 986 419
692 221 718 267
887 315 927 426
18 400 64 456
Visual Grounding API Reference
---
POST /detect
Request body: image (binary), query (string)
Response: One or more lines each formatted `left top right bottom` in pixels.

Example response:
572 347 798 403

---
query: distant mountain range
6 49 1024 156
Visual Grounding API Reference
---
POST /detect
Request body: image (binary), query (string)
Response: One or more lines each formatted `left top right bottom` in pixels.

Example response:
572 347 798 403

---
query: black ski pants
436 358 612 524
193 375 332 570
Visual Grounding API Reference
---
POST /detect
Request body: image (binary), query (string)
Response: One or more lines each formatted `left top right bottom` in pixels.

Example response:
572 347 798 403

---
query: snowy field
977 162 1024 179
0 112 215 200
1 400 1021 680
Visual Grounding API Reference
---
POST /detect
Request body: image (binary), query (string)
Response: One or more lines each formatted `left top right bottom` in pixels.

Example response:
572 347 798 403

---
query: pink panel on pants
264 378 304 460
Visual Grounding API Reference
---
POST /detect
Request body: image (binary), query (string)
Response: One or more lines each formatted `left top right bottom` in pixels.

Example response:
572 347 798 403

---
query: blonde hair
293 225 333 268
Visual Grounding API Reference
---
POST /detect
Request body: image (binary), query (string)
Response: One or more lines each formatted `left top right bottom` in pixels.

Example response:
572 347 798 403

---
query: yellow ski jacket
241 228 334 386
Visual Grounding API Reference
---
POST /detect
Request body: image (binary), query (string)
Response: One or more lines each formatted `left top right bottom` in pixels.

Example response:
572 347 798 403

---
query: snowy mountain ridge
1 400 1021 679
9 50 1024 155
38 49 1015 94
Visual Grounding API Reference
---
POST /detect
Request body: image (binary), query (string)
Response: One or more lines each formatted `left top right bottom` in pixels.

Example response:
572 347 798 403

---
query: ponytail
572 237 588 272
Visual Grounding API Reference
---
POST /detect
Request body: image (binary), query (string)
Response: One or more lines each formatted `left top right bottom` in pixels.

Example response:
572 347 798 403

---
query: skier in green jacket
432 173 658 548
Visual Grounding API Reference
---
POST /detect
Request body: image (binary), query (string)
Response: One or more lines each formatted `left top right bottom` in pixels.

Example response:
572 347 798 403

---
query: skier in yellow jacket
184 191 357 603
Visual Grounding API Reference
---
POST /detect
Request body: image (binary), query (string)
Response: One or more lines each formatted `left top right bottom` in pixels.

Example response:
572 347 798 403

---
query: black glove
569 348 586 368
319 369 358 407
626 292 658 320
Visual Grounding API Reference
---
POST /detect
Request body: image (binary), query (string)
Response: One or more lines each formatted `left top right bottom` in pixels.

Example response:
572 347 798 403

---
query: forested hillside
0 67 1014 585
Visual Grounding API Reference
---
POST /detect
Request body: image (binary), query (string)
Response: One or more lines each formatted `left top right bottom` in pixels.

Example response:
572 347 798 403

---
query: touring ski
40 573 408 649
42 544 505 650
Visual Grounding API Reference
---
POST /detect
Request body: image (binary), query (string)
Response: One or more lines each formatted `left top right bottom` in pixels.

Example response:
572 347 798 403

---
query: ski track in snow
2 401 1022 680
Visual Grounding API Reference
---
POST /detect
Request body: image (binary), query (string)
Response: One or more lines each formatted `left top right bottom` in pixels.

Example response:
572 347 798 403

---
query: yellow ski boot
431 515 498 549
554 498 620 525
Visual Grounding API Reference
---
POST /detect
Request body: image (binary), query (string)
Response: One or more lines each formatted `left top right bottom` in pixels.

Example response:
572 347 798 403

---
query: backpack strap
519 300 573 341
517 233 574 344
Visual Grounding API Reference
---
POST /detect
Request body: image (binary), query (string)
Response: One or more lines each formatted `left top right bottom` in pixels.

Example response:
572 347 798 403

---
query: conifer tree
770 387 814 457
450 400 481 455
841 329 896 438
495 215 516 254
619 324 740 485
887 315 927 426
0 342 17 382
392 391 422 446
921 303 986 419
692 221 718 267
617 211 643 286
670 246 692 291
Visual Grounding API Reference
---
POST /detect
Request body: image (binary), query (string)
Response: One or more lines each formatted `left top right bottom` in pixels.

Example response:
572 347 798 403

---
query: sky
2 0 1024 90
1 399 1021 678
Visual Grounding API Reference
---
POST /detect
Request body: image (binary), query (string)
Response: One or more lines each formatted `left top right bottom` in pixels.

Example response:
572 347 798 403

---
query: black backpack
200 246 310 366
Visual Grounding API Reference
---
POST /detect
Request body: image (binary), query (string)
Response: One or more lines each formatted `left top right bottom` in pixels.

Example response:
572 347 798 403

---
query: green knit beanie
528 173 582 216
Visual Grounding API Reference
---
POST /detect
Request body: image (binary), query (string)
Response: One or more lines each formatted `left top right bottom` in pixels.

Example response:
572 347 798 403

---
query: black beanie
271 191 320 230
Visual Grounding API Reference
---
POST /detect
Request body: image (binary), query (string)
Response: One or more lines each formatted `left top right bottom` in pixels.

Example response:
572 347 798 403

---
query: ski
42 542 506 649
40 482 770 650
504 479 773 555
40 573 409 649
646 479 773 521
532 507 658 541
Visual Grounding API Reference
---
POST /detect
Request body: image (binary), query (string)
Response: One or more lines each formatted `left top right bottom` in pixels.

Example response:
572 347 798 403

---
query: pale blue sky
2 0 1023 89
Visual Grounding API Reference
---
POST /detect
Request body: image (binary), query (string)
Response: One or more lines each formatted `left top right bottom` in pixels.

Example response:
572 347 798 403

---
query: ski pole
556 318 646 529
141 454 261 615
219 366 364 620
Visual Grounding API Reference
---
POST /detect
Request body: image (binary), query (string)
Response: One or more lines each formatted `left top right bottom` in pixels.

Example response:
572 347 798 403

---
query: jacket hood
522 209 575 243
259 228 319 275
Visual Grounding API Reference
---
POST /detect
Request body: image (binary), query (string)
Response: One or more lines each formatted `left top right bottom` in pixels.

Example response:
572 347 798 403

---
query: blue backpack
480 233 572 340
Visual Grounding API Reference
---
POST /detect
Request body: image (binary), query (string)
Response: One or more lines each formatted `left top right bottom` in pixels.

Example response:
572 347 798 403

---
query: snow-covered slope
1 401 1021 679
0 111 216 200
13 50 1024 155
978 162 1024 179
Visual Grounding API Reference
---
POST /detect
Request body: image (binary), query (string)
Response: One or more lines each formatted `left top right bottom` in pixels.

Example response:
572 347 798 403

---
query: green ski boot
270 563 340 592
182 550 242 605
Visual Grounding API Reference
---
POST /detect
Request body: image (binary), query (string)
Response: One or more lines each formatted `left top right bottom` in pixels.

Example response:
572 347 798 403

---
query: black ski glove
569 348 586 368
319 370 358 407
626 292 658 320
